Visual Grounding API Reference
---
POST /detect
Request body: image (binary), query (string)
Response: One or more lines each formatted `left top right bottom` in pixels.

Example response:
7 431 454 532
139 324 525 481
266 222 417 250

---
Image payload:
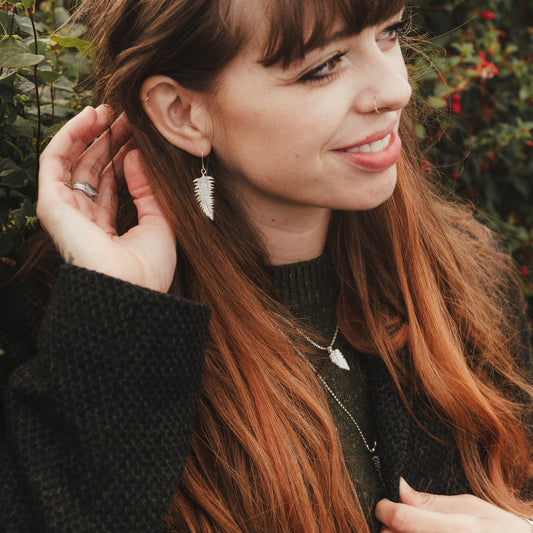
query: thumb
399 478 496 517
399 478 432 508
124 149 170 226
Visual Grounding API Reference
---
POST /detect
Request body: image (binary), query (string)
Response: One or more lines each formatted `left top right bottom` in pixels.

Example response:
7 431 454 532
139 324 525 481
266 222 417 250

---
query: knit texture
0 258 530 532
0 265 210 532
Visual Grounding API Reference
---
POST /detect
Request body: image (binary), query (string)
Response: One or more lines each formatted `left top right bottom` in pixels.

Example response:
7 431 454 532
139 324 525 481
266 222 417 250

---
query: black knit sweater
0 261 530 532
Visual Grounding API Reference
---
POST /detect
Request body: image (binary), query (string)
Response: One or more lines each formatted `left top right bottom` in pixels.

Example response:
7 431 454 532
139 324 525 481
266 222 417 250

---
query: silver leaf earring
193 154 214 220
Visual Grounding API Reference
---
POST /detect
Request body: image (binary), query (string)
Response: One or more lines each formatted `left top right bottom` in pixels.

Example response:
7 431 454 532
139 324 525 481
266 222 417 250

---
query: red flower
475 10 495 20
520 265 529 277
526 140 533 148
451 93 462 114
474 52 499 79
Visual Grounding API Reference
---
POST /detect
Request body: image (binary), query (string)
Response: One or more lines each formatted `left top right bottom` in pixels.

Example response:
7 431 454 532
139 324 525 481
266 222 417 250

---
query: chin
342 172 398 212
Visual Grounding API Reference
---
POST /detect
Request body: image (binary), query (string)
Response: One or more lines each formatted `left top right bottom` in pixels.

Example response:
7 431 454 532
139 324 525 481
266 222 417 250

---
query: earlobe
140 75 212 157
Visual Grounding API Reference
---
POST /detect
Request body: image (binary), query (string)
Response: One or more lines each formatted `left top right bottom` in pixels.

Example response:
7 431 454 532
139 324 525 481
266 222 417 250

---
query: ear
140 75 212 157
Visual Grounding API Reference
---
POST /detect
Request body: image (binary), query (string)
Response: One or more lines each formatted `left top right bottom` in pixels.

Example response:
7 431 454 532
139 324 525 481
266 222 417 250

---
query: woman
0 0 531 531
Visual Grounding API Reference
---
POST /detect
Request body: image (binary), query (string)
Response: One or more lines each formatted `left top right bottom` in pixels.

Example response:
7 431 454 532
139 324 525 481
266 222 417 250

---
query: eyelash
299 50 348 83
379 19 409 43
299 18 409 84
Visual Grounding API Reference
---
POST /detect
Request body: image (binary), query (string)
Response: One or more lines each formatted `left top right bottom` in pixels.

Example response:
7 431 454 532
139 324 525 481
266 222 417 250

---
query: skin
377 479 530 533
205 14 411 264
36 9 531 532
37 107 176 293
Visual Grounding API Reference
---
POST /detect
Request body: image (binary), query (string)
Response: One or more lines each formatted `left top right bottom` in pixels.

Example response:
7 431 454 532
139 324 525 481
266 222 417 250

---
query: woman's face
208 9 412 225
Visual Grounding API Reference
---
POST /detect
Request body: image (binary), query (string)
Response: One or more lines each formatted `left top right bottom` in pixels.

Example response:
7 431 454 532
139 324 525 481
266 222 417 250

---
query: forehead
224 0 407 67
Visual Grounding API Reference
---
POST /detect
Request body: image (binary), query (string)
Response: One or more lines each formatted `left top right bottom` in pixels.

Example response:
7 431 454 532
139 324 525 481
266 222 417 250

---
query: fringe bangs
256 0 408 66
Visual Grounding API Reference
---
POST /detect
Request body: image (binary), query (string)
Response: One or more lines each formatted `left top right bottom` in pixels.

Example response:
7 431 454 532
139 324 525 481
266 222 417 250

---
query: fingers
39 105 114 186
377 481 529 533
122 149 175 248
398 479 498 517
38 105 114 224
94 138 135 232
376 499 488 533
39 106 135 227
124 150 168 223
71 110 132 188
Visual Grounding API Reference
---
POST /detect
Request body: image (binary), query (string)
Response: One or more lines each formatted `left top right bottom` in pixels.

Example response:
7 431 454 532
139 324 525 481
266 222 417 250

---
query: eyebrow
319 28 356 49
305 27 355 54
304 7 407 55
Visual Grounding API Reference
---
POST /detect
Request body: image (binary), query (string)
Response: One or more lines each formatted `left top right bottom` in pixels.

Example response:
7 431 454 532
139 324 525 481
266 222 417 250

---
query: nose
351 46 412 115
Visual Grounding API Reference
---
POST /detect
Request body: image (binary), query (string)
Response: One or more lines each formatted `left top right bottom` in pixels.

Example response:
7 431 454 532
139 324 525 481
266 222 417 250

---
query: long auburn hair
32 0 533 530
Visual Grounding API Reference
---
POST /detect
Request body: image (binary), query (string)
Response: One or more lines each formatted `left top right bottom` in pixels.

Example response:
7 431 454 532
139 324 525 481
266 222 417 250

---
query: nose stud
373 96 380 114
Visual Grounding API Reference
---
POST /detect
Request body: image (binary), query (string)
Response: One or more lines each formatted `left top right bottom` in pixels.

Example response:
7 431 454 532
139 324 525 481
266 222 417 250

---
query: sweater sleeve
0 265 211 533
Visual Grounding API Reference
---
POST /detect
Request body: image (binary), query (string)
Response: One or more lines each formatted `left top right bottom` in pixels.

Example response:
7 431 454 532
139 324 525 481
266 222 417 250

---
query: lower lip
334 131 402 171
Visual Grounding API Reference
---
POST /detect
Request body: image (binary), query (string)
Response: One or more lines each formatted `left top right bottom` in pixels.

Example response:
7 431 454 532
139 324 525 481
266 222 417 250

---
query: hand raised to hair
37 105 176 293
376 478 532 533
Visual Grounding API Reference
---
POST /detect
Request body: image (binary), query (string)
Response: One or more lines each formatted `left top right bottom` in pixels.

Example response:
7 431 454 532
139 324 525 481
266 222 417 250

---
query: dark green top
269 254 384 531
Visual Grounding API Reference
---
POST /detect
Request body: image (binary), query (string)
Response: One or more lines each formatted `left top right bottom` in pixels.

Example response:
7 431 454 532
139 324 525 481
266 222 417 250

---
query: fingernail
399 477 414 493
96 104 114 122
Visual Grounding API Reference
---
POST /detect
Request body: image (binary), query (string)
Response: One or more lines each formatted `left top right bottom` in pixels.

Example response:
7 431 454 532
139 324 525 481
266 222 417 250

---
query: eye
299 50 348 83
378 18 409 44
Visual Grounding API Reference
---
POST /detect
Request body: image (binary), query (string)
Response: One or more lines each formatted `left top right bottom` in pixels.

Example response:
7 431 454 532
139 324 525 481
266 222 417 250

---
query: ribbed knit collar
266 253 339 315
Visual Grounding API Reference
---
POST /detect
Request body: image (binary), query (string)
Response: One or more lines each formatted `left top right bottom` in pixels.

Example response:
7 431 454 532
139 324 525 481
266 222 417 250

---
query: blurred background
0 0 531 343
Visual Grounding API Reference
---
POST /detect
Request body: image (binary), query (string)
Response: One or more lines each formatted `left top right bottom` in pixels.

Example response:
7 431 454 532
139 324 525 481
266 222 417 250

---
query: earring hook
201 152 208 176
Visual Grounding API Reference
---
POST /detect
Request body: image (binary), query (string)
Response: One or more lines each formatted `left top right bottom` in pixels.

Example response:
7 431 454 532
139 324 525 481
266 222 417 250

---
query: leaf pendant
193 174 214 220
329 348 350 370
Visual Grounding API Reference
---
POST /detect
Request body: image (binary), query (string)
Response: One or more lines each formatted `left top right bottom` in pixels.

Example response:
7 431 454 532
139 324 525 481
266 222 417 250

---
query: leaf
428 96 447 109
0 37 44 68
415 123 426 139
0 169 28 188
0 68 17 81
37 68 61 84
50 35 94 59
20 0 35 9
10 115 34 139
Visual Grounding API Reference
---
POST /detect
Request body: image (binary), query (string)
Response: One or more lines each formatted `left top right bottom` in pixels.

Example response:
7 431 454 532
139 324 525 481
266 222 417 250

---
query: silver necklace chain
280 324 384 485
307 358 384 486
302 324 339 351
308 360 376 454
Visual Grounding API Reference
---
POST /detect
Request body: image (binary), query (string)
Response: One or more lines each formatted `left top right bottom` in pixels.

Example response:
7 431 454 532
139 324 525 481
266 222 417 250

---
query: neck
248 204 331 265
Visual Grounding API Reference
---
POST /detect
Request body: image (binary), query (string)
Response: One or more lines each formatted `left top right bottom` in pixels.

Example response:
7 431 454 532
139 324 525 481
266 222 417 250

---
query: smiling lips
345 133 392 153
335 129 402 171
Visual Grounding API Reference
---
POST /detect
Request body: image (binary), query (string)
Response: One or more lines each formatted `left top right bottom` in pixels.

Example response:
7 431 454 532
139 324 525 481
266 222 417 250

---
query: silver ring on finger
71 181 99 199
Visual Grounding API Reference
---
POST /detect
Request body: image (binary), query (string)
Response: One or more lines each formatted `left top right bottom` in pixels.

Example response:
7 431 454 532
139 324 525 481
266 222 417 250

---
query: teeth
346 133 391 154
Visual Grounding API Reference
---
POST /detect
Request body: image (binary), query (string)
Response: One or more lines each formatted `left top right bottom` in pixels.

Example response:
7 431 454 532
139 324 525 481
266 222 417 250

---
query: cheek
213 94 330 168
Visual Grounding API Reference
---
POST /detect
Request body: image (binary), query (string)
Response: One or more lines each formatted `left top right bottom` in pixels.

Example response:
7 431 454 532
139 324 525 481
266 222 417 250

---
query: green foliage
412 0 533 329
0 0 91 260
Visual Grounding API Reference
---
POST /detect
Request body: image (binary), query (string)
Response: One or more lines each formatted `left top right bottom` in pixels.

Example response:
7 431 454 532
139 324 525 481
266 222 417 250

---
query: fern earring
193 154 214 220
